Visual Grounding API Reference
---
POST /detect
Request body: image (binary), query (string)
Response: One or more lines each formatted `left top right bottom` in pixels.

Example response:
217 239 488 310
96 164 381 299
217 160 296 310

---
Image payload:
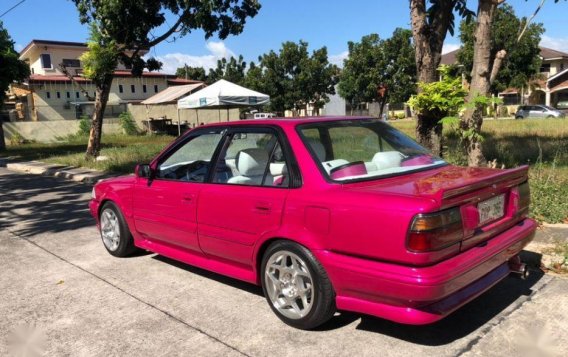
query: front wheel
261 241 336 329
99 201 138 257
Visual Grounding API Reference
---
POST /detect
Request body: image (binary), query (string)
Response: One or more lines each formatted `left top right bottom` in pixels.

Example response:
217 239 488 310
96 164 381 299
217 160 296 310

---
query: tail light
512 181 530 217
407 208 464 252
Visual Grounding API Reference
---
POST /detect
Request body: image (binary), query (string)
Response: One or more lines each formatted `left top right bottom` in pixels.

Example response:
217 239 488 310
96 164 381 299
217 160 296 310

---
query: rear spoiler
440 165 529 203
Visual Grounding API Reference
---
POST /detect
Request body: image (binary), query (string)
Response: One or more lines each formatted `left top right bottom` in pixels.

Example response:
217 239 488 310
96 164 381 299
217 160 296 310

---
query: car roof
202 116 374 129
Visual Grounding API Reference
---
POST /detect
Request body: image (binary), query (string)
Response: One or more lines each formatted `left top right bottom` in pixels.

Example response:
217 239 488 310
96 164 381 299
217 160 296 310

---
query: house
13 39 200 122
441 46 568 109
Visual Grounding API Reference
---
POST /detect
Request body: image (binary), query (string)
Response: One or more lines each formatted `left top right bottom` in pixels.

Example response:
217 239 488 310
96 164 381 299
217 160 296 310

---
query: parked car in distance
515 105 565 119
90 117 536 330
253 112 276 119
556 101 568 114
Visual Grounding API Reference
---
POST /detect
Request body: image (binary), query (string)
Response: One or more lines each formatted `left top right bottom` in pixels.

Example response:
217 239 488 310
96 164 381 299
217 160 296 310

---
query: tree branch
517 0 546 42
58 63 95 101
146 14 186 48
490 49 507 84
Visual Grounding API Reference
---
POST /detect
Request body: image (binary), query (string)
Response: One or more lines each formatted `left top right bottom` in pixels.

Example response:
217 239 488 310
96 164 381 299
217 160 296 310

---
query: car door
132 128 225 252
197 127 295 266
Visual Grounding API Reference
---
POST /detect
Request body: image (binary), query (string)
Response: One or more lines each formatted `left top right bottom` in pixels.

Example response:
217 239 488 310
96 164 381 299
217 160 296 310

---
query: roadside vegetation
2 117 567 224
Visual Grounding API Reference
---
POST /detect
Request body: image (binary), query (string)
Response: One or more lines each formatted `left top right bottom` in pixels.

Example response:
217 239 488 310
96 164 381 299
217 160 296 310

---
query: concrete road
1 167 567 357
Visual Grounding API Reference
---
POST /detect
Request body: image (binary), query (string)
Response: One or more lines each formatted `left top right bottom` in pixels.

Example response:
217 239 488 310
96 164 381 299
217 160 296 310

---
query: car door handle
254 202 272 213
182 193 195 203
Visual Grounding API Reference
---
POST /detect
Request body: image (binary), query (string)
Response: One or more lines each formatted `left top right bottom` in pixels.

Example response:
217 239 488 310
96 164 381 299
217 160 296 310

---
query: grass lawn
2 118 567 223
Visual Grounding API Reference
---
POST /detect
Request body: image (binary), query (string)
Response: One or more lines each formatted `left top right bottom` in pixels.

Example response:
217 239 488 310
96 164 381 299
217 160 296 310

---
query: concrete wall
128 103 241 128
3 120 122 143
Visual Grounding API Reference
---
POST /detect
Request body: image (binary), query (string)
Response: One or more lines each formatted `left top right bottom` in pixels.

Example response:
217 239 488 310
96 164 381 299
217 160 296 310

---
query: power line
0 0 26 19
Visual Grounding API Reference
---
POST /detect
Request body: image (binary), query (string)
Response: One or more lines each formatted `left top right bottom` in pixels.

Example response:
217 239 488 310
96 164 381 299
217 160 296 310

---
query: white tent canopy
177 79 269 109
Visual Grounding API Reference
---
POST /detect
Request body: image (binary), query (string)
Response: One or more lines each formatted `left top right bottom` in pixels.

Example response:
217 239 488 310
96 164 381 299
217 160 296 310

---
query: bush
119 112 138 136
9 132 25 146
78 116 91 136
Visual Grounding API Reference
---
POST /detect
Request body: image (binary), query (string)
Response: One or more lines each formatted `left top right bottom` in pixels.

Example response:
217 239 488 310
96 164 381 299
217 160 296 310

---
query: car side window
212 131 289 187
157 131 224 182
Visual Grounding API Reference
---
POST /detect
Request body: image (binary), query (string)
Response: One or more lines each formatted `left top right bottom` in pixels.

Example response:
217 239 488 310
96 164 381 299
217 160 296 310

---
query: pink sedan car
89 117 535 329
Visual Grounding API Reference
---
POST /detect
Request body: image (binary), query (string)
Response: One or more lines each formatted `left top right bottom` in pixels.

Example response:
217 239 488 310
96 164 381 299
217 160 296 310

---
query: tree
175 66 208 82
408 65 467 128
338 29 416 115
457 3 543 95
72 0 261 158
410 0 474 156
0 21 30 151
207 55 247 85
246 41 338 115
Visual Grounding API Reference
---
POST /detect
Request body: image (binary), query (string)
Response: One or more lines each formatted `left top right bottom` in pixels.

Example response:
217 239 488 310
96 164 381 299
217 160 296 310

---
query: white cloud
540 35 568 53
329 50 349 67
442 43 460 54
153 41 235 74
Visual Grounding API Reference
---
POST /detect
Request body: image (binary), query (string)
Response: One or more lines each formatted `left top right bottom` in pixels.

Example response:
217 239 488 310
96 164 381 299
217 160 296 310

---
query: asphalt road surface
1 167 567 357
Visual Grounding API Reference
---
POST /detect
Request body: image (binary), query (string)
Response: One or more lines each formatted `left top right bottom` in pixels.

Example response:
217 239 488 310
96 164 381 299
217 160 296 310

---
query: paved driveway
1 167 567 356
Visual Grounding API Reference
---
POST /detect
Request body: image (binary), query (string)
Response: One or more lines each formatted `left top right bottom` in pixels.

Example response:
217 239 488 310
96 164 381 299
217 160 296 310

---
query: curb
1 158 114 184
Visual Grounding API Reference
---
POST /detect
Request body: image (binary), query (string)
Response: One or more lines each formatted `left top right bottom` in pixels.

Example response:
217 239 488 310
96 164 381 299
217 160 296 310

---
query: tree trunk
461 0 502 167
416 111 443 157
86 75 113 158
410 0 454 154
0 121 6 151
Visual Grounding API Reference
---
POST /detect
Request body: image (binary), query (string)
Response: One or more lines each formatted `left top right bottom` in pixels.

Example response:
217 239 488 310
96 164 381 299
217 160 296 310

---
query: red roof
28 71 179 83
167 78 204 85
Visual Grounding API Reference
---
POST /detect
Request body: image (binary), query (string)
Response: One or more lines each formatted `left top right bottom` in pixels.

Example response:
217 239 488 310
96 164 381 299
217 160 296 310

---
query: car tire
99 201 138 257
515 115 523 119
261 240 336 330
546 115 554 118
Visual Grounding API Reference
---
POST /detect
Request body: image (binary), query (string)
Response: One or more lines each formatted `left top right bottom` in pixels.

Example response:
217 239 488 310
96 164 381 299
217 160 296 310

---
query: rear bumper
315 218 537 325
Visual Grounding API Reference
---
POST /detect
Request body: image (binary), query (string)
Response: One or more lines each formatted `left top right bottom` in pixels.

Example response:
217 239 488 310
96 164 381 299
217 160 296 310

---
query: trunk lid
345 164 529 252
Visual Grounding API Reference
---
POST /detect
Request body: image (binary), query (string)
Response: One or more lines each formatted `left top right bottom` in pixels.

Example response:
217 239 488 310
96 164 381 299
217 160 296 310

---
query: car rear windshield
297 119 446 182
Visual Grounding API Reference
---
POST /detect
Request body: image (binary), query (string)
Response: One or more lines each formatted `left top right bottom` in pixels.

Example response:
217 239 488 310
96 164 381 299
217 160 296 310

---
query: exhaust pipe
509 255 529 280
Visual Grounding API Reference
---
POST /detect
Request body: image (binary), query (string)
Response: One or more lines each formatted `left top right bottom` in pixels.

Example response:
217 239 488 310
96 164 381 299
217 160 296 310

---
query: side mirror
135 164 153 179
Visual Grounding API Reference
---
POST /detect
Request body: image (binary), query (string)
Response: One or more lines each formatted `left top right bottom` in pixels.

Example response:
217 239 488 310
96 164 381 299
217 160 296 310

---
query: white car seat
371 151 403 170
227 148 271 185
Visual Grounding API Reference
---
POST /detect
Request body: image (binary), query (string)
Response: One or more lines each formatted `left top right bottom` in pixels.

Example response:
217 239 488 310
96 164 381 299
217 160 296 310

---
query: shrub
9 132 25 146
78 115 91 136
119 112 138 136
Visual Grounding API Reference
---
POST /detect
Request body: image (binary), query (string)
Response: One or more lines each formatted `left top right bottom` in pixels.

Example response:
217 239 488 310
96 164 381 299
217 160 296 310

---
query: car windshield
297 119 446 182
542 105 556 111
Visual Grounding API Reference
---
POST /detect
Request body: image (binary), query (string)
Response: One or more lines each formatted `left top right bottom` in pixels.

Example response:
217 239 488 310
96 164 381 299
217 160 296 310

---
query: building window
119 85 123 93
66 92 71 99
143 84 147 93
131 85 136 93
561 63 565 71
40 54 52 69
540 63 551 73
76 92 80 99
57 92 61 99
154 85 159 93
62 59 81 67
46 91 51 99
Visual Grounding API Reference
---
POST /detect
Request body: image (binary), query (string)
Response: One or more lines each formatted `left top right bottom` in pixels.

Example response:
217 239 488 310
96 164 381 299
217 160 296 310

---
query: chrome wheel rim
100 208 120 251
264 251 314 320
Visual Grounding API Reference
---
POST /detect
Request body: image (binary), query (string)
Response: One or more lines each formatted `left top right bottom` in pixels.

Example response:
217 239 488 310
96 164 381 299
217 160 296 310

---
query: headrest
307 139 326 161
235 148 269 176
372 151 403 170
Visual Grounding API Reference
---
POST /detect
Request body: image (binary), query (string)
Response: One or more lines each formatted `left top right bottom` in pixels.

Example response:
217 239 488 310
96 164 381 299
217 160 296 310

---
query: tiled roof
27 71 179 83
441 46 568 66
540 47 568 60
441 49 459 65
20 39 87 55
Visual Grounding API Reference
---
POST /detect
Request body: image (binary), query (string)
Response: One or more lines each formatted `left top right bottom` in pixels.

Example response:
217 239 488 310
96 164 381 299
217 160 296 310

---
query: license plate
478 194 505 225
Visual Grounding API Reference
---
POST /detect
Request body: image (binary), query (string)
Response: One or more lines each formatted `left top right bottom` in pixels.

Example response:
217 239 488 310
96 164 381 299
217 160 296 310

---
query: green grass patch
3 134 174 174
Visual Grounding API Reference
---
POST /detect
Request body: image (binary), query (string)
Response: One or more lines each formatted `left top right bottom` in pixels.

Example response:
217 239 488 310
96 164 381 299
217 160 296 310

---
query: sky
2 0 568 74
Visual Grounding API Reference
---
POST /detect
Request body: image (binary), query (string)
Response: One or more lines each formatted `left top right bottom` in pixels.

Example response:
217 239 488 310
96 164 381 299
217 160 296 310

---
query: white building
14 39 200 121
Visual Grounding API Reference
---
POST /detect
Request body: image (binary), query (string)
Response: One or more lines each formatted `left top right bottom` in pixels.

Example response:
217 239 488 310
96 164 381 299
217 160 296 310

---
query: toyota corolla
89 117 535 330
